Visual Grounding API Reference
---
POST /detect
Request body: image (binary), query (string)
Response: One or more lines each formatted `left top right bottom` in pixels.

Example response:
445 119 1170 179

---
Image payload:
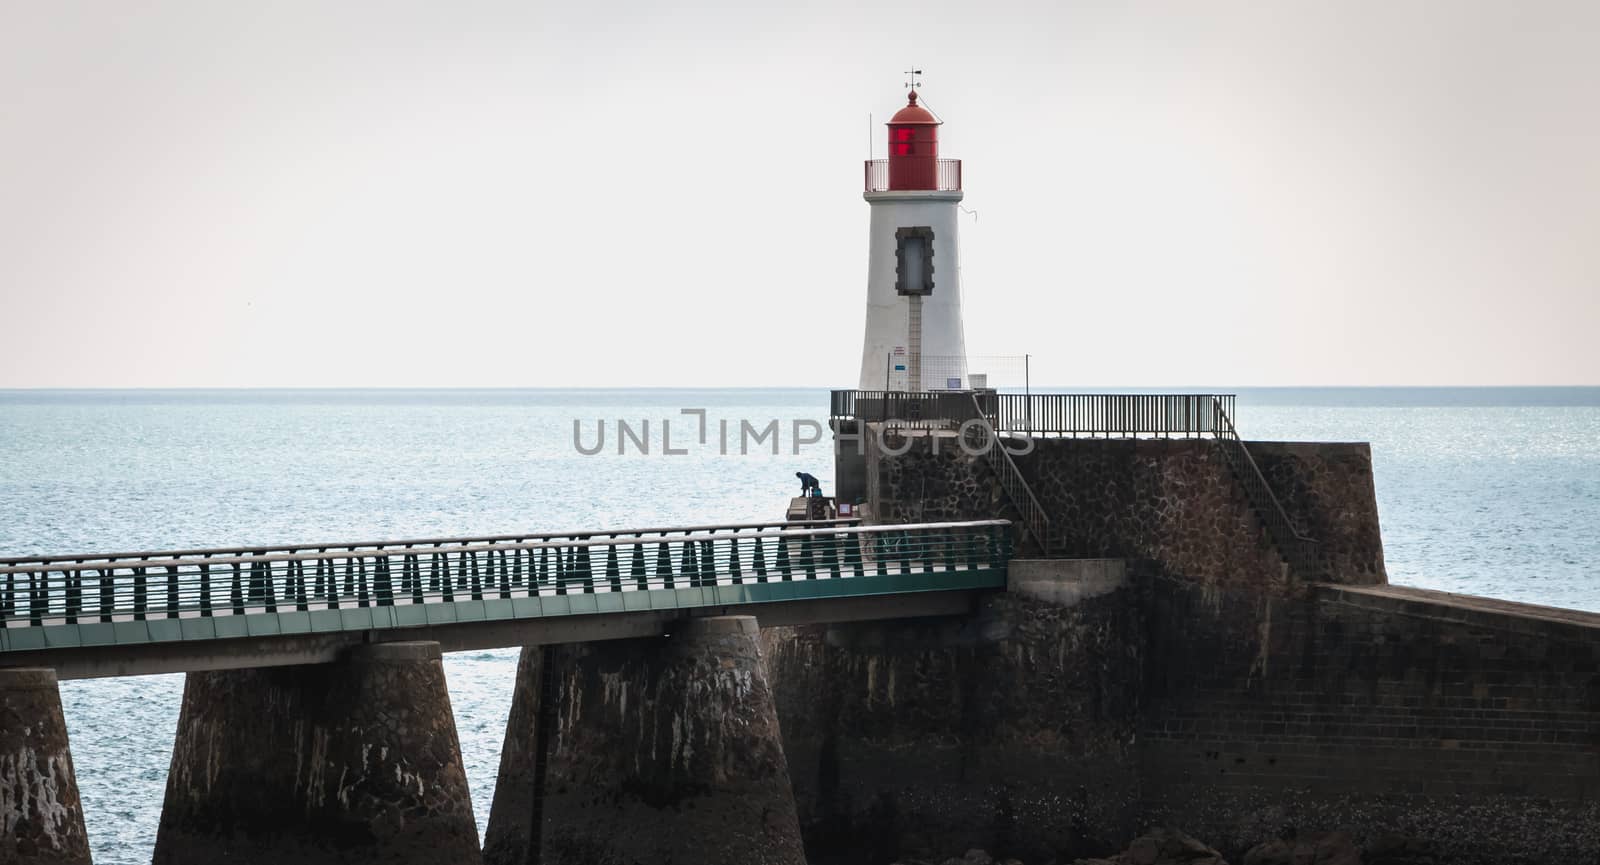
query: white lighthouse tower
857 84 968 392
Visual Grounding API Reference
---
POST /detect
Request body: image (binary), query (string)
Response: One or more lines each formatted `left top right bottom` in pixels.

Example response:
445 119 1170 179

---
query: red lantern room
886 90 940 191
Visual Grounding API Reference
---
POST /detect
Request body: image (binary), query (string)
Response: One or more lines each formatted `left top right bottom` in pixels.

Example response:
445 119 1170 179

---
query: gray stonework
868 433 1388 588
151 641 479 865
538 615 806 865
1141 577 1600 864
1248 441 1387 584
866 426 1021 533
0 667 91 865
764 563 1143 864
785 431 1598 863
770 555 1600 864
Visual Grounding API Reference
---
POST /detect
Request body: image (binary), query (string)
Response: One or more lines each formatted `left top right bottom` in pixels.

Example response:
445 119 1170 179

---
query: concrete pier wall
1142 578 1600 863
482 645 545 865
0 667 91 865
769 557 1600 864
536 615 805 865
764 559 1143 864
151 641 479 865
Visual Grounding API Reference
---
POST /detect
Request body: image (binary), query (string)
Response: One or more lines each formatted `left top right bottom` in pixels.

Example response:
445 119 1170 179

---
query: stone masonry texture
482 645 544 865
1141 578 1600 864
867 433 1386 588
0 667 91 865
769 433 1597 863
1249 441 1387 585
151 641 480 865
539 615 806 865
763 582 1144 864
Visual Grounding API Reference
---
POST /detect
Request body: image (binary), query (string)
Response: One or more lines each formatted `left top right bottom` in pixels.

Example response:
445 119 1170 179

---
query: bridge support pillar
151 641 479 865
481 645 545 865
0 668 92 865
494 616 806 865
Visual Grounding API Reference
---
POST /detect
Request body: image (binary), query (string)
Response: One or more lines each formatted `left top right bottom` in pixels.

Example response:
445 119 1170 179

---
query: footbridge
0 518 1011 678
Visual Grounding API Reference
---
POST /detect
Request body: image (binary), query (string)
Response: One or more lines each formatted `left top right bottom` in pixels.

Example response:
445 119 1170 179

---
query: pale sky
2 0 1597 388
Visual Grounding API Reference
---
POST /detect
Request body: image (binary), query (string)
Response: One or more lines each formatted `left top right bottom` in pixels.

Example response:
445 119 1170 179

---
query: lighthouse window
892 127 915 156
894 226 935 296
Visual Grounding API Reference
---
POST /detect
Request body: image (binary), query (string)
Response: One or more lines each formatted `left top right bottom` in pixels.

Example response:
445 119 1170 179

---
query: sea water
0 387 1595 864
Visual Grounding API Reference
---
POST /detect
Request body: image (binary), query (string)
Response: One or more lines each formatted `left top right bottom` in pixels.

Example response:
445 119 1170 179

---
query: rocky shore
891 826 1442 865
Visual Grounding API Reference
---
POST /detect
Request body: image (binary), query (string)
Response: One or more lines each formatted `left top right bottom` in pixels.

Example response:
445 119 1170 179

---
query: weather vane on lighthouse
904 68 923 92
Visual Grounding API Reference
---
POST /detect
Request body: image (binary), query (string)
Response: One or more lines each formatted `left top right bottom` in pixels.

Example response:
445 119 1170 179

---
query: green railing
0 519 860 570
0 521 1011 653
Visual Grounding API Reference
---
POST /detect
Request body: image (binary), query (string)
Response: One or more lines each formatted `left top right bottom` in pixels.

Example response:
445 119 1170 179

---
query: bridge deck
0 520 1011 677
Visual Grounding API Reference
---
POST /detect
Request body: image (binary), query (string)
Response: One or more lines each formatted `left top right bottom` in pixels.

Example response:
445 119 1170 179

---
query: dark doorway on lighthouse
894 226 935 296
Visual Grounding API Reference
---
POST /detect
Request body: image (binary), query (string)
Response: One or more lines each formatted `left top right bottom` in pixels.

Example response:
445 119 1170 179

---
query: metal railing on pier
0 521 1010 639
962 393 1051 551
0 519 857 569
1208 409 1318 583
831 389 994 430
831 391 1234 438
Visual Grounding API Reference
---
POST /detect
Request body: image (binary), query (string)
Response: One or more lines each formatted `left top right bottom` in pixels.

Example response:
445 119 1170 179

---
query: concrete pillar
0 668 92 865
481 646 544 865
151 642 479 865
536 616 806 865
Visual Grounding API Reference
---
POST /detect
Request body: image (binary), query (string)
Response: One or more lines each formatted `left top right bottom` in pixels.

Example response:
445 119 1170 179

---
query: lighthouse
857 85 968 392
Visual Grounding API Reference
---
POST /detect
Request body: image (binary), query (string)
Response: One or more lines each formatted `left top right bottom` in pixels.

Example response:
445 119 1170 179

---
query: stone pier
764 559 1144 864
482 645 545 865
0 668 91 865
498 615 806 865
151 641 479 865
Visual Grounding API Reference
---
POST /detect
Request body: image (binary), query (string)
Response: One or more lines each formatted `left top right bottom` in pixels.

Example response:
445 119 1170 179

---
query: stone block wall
864 426 1023 530
808 433 1595 862
1250 441 1387 585
867 433 1387 588
1015 438 1285 591
1141 578 1600 863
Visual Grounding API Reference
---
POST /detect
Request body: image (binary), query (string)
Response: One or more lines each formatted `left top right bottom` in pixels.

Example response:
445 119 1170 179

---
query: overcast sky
2 0 1596 388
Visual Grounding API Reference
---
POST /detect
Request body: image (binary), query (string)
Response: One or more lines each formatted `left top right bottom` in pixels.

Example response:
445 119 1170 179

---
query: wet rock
1073 827 1228 865
1363 833 1438 865
899 849 1010 865
1244 831 1361 865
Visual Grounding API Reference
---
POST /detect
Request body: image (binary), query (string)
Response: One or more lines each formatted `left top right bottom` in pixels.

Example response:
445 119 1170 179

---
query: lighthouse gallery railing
863 159 962 193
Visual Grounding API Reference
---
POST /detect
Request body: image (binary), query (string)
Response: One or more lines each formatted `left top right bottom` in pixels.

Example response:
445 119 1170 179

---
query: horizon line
3 384 1599 392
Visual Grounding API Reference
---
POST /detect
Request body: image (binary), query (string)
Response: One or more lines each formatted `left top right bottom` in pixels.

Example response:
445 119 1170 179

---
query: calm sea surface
1 387 1596 864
